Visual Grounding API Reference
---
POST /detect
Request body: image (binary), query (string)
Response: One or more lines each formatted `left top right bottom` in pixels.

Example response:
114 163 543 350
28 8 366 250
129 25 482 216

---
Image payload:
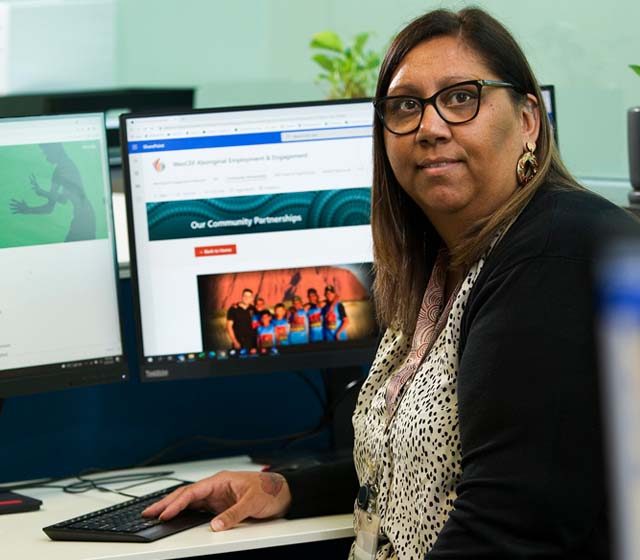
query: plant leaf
312 54 336 72
310 31 344 53
631 64 640 77
310 29 382 99
353 32 369 55
365 53 380 70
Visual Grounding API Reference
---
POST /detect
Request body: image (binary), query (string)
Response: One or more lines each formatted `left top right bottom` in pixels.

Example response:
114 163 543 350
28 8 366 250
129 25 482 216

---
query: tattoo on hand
260 473 284 497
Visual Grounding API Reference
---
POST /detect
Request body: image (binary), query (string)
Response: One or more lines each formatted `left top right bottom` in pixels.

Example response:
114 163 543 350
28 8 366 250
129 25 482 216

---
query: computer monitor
0 113 128 397
540 84 558 145
0 89 194 163
120 99 378 380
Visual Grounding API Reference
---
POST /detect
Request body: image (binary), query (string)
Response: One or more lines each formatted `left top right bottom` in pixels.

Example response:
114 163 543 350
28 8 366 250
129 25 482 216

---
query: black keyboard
43 483 213 543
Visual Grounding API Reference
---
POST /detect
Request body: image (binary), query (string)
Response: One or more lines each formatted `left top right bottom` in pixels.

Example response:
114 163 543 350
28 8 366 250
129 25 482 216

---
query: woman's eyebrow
387 75 478 96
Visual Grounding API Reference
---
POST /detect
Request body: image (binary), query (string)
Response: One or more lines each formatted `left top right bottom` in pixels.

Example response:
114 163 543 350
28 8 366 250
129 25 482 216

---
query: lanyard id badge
354 484 382 560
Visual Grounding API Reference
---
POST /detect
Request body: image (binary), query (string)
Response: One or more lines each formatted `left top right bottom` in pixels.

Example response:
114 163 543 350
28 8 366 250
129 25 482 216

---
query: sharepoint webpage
127 103 376 358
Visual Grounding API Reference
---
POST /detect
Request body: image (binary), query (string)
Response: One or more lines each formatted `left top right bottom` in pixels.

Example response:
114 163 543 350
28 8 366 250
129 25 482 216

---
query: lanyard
385 248 462 424
356 224 513 558
360 250 463 516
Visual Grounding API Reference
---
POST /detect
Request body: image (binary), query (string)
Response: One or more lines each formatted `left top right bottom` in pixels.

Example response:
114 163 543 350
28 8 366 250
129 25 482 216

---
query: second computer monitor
0 113 127 397
121 100 378 380
540 85 558 145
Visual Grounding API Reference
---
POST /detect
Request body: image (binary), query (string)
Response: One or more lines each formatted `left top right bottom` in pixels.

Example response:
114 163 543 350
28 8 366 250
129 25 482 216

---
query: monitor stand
321 365 363 451
251 366 364 470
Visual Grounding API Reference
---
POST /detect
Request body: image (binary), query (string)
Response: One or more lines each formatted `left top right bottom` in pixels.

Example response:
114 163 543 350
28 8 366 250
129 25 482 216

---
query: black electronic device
0 88 194 164
540 84 558 146
627 106 640 207
43 483 211 542
0 491 42 515
0 113 127 397
120 99 379 382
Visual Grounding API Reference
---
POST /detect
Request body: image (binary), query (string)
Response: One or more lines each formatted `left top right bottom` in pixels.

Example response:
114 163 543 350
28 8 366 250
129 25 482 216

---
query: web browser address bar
281 126 372 142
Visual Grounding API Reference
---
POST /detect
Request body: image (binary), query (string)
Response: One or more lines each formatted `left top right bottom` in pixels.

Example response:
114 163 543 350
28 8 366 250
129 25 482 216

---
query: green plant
631 64 640 77
310 31 381 99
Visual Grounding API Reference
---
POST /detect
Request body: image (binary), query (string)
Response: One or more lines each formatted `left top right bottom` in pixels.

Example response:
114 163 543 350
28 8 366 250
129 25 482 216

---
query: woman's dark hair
372 7 581 332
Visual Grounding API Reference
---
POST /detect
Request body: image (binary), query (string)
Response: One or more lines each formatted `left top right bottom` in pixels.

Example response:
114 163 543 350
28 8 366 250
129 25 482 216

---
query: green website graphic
147 187 371 241
0 141 108 249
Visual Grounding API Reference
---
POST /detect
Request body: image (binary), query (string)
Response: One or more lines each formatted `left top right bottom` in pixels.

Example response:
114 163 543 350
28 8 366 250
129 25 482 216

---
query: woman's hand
142 471 291 531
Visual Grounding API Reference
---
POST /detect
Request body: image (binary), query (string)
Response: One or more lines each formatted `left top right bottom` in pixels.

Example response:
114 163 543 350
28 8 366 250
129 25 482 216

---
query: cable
114 476 188 493
0 370 355 492
62 470 182 499
0 467 177 496
293 371 327 409
63 471 174 494
135 421 329 467
0 475 80 493
279 374 363 452
135 373 337 467
2 401 331 492
327 377 362 416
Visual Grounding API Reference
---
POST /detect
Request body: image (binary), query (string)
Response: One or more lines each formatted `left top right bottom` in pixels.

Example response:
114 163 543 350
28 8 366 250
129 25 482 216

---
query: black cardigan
280 184 640 558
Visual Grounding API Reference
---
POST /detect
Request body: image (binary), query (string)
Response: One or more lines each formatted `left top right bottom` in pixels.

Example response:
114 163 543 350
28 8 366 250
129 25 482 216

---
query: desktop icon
152 158 165 172
208 351 216 359
177 354 186 362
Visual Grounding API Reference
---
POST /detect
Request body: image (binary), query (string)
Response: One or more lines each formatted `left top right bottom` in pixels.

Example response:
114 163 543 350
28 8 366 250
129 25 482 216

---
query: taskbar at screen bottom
141 341 379 381
0 356 128 398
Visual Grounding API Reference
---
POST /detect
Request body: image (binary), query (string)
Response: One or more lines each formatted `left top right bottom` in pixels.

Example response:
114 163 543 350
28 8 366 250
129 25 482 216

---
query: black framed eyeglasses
373 79 520 135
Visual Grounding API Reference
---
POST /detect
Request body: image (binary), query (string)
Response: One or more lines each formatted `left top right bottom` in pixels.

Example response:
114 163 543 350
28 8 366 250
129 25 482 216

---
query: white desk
1 455 354 560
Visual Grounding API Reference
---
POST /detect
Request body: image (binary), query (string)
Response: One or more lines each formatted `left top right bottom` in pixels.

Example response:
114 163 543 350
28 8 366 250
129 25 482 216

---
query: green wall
116 0 640 191
0 0 627 199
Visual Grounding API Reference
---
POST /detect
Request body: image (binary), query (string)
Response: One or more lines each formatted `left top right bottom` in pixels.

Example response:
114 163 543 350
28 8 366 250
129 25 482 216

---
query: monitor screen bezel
119 98 379 381
0 112 129 397
539 84 558 146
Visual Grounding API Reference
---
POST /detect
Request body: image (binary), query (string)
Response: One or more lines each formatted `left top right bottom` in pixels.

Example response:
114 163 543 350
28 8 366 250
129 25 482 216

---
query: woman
143 8 638 558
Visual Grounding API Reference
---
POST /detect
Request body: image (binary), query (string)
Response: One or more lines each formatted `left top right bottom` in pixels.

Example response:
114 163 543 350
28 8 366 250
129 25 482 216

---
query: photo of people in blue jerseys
197 263 376 358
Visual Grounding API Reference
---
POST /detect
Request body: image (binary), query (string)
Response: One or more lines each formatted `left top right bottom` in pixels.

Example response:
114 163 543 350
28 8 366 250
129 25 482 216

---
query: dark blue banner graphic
147 187 371 241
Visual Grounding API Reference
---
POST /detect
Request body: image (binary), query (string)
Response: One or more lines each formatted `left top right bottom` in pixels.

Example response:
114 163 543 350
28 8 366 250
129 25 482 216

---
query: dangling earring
516 141 538 186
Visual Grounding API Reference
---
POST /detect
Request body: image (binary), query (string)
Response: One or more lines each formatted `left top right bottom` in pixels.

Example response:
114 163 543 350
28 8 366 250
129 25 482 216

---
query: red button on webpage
195 244 237 257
